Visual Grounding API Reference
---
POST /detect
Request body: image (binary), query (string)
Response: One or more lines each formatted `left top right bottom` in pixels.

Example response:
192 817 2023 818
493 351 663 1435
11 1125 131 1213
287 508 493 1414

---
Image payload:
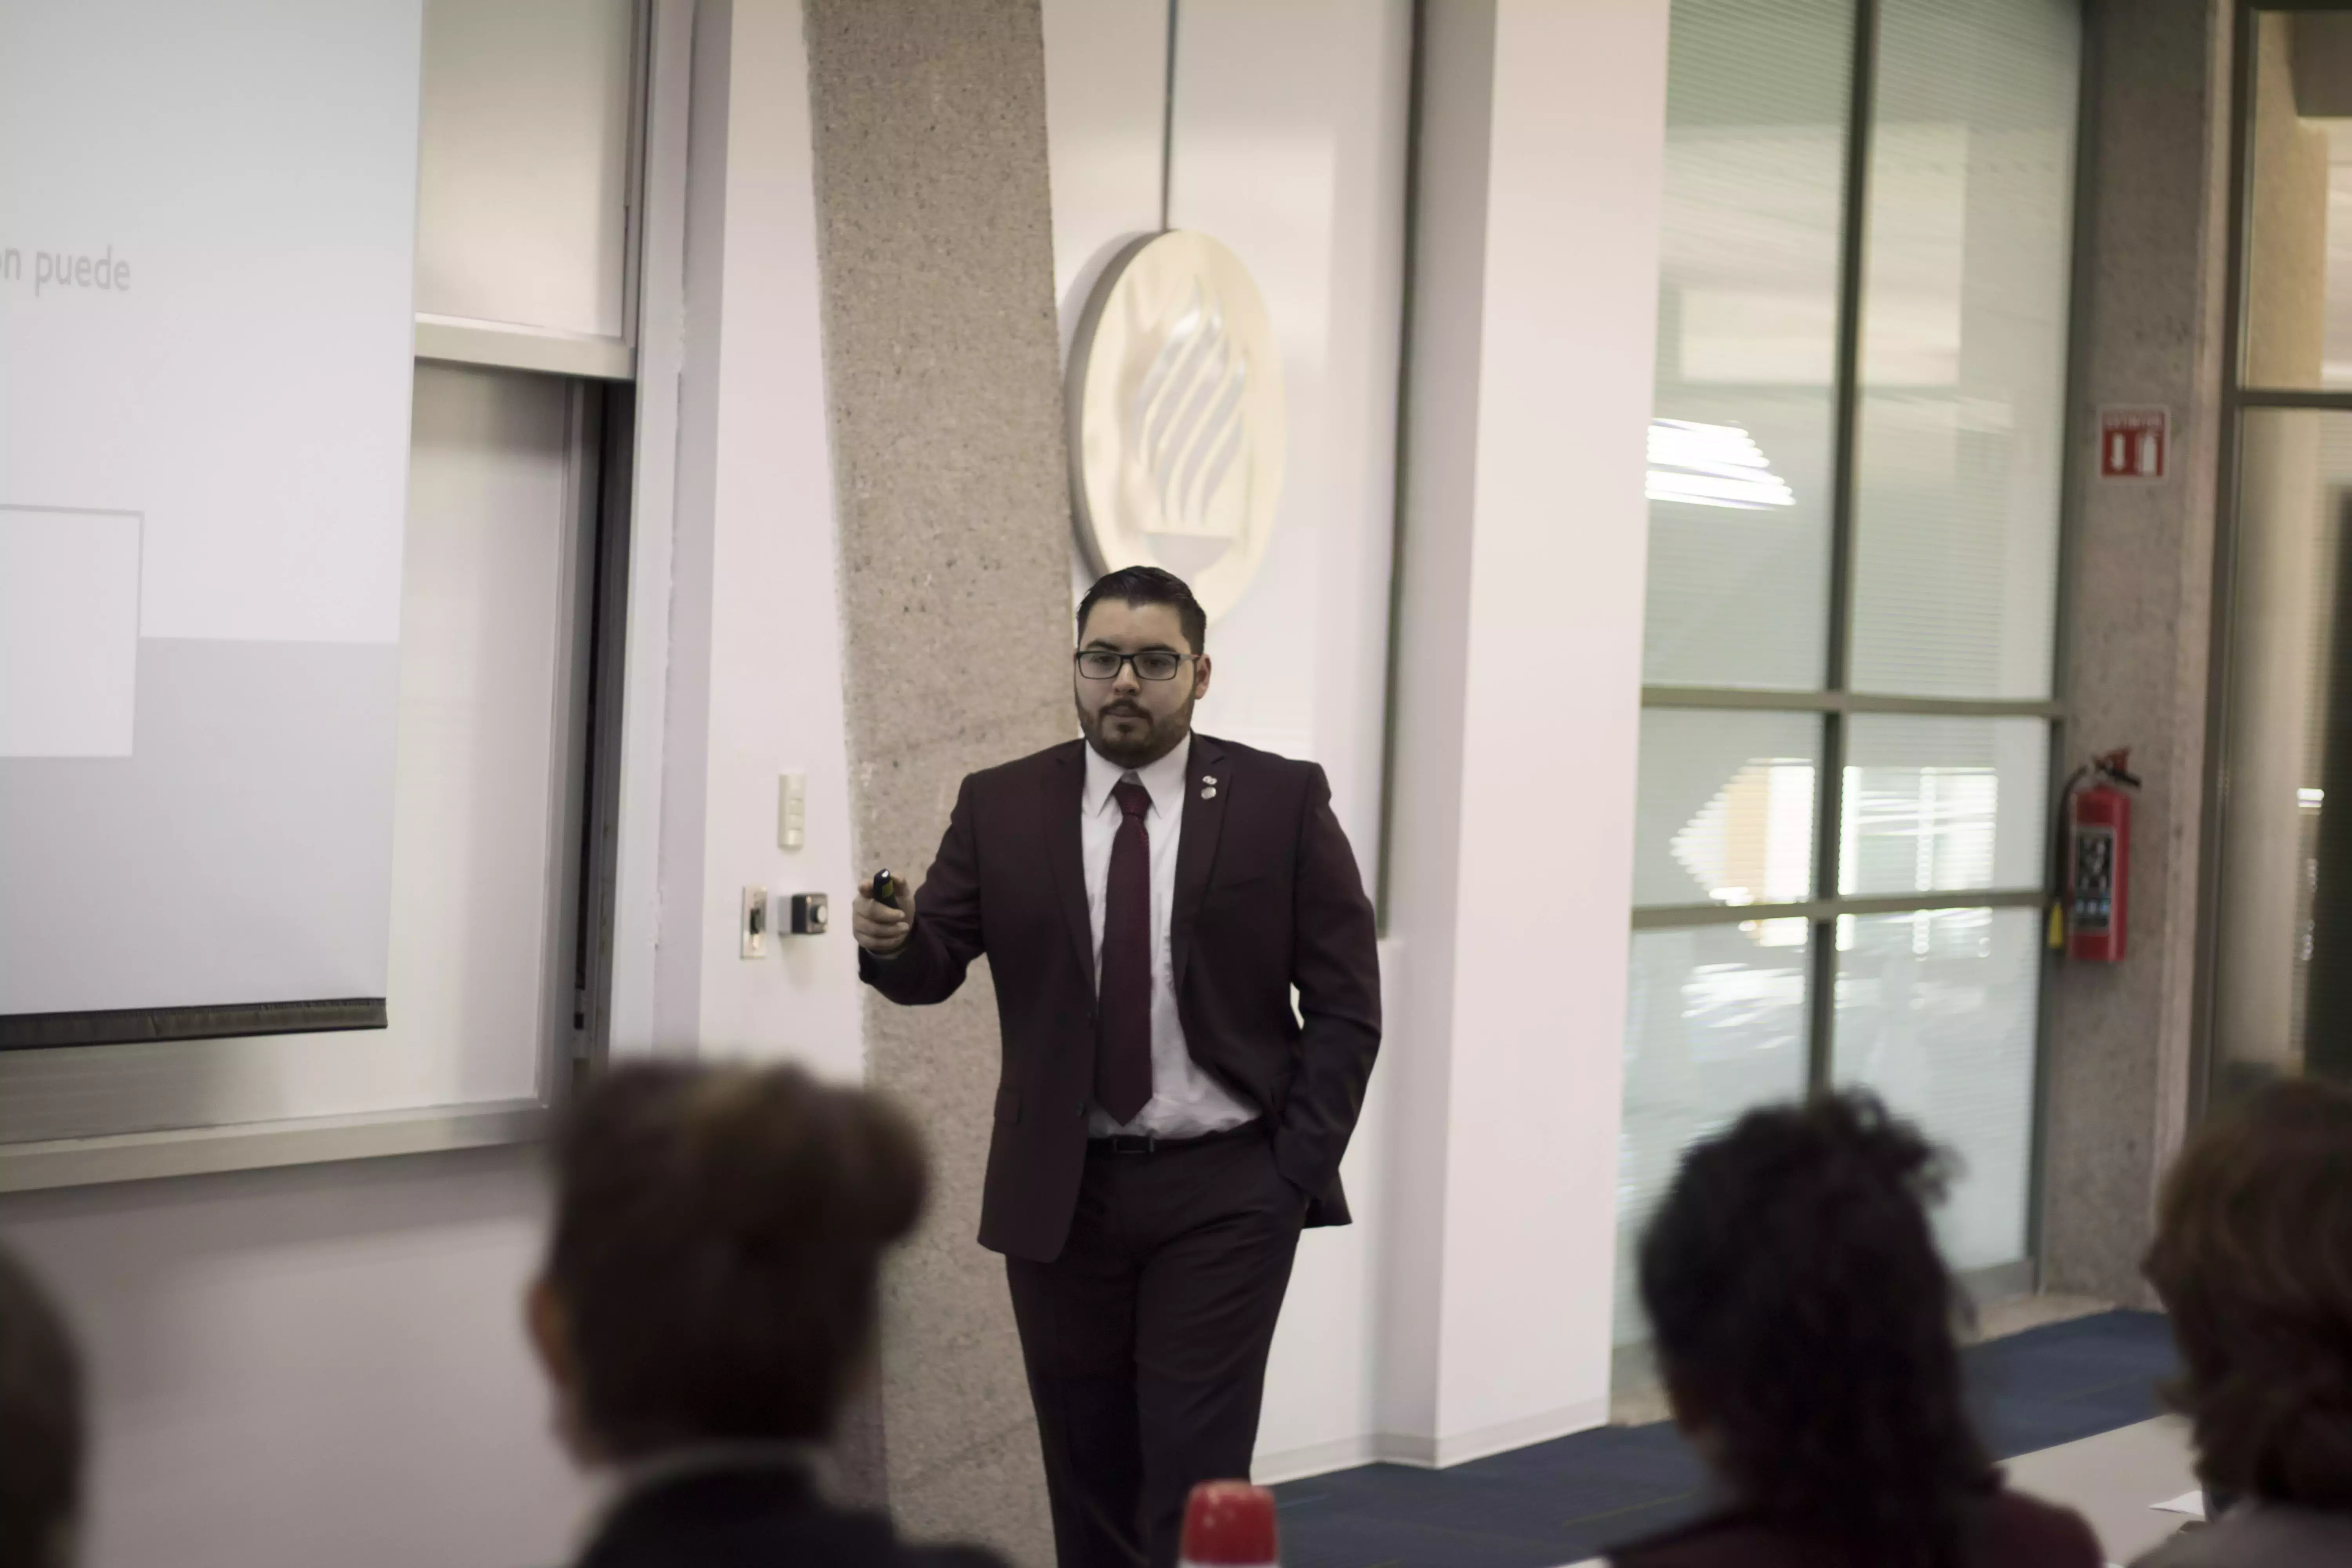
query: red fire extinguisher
2059 750 2139 962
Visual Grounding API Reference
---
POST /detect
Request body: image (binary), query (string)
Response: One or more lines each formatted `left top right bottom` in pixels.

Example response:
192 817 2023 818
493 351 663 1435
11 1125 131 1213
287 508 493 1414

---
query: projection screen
0 0 423 1048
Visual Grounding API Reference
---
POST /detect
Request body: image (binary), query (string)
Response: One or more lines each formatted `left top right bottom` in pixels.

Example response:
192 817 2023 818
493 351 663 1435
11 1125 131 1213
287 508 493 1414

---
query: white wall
1256 951 1396 1481
1040 0 1165 357
1167 0 1412 873
1381 0 1668 1466
1374 0 1495 1456
603 0 865 1083
1039 0 1413 1481
638 0 864 1080
1042 0 1409 864
0 1150 586 1568
415 0 636 341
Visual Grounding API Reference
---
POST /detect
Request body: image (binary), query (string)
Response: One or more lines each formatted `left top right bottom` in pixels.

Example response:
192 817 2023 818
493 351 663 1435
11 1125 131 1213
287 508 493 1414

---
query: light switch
779 772 807 850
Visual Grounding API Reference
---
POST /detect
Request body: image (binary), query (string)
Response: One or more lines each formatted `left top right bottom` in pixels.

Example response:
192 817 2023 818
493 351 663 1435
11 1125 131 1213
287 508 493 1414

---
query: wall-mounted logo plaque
1066 230 1286 622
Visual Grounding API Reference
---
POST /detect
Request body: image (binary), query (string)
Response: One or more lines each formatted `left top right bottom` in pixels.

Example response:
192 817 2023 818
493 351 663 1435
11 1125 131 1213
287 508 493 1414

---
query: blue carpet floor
1272 1310 2180 1568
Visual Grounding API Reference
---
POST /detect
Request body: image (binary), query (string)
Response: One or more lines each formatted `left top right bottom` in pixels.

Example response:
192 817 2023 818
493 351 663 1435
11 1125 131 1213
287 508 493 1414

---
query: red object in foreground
1181 1481 1279 1566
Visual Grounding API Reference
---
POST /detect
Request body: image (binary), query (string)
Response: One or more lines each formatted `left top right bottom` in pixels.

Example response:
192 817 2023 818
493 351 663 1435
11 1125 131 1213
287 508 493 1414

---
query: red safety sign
2098 407 2169 481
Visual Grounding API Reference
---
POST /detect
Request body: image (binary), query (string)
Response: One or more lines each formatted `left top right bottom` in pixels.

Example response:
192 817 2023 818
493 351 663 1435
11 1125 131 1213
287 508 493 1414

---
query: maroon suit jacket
858 734 1382 1262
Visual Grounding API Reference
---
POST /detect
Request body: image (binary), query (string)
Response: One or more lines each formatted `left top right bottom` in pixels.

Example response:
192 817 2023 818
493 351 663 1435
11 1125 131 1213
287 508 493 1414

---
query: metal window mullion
2025 0 2112 1283
1631 887 2048 931
1371 0 1430 932
1808 716 1848 1094
2190 4 2352 1129
1808 0 1880 1097
2186 2 2268 1132
1159 0 1180 232
2234 387 2352 410
2187 0 2334 1129
1641 686 2062 719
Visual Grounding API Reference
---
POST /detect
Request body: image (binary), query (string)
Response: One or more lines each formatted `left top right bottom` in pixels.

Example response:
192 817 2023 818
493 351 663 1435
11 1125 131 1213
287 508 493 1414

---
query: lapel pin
1201 774 1216 786
1201 786 1218 800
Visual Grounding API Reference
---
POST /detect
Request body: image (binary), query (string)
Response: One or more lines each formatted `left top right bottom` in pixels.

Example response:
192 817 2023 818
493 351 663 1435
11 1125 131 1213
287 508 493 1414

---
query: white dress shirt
1081 734 1259 1138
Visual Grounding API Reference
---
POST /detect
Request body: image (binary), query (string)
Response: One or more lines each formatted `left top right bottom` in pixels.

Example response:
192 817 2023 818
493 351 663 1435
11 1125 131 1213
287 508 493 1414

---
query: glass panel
1642 0 1851 690
1633 710 1821 909
1617 921 1812 1345
2241 12 2352 391
1840 715 2048 898
1847 0 2078 699
1833 907 2040 1272
2211 409 2352 1094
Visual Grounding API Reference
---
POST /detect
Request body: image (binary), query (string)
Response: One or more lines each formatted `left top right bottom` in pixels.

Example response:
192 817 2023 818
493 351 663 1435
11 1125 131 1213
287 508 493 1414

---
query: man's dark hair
546 1062 929 1459
1639 1092 1991 1568
0 1244 82 1568
2145 1078 2352 1508
1076 566 1207 656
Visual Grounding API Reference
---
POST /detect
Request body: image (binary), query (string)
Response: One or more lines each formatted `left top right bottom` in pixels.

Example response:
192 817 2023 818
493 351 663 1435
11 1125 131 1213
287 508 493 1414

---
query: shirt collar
1083 732 1191 822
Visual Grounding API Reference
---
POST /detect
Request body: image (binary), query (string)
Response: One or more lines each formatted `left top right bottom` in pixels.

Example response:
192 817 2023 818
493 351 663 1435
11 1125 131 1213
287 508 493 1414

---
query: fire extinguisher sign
2098 406 2169 481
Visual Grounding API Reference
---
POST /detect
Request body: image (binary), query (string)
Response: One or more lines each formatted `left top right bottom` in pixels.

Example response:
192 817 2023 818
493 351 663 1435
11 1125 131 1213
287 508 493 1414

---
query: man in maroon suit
852 566 1381 1568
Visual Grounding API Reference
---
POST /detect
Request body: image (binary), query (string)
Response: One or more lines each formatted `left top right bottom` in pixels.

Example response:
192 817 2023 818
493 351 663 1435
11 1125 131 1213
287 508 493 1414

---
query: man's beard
1078 694 1191 768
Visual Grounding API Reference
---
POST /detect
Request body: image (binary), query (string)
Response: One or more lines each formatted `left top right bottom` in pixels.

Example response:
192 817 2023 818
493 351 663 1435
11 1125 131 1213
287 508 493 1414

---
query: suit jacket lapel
1043 742 1096 984
1172 733 1229 992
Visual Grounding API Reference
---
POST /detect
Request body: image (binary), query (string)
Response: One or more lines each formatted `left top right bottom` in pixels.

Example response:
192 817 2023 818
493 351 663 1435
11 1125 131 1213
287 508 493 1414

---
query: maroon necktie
1096 778 1155 1123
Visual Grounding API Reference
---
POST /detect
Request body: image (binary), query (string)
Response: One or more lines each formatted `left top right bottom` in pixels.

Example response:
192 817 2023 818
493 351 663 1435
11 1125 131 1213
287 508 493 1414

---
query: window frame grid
2192 0 2352 1120
1633 0 2083 1269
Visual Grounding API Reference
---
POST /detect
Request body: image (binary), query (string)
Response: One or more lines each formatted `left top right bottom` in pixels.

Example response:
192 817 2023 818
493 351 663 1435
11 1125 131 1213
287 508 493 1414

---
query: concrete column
2040 0 2234 1305
800 0 1073 1560
1379 0 1667 1464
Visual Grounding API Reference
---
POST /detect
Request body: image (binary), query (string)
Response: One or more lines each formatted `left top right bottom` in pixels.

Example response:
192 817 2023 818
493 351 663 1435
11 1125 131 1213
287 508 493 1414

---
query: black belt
1086 1121 1265 1157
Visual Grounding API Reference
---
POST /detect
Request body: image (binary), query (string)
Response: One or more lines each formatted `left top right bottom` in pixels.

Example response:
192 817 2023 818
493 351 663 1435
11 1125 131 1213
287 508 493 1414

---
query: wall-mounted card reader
741 885 769 958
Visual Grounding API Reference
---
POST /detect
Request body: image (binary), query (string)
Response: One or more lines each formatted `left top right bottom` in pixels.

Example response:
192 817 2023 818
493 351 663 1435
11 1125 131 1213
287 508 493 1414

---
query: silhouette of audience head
2144 1077 2352 1510
0 1244 82 1568
528 1062 928 1466
1639 1091 1991 1566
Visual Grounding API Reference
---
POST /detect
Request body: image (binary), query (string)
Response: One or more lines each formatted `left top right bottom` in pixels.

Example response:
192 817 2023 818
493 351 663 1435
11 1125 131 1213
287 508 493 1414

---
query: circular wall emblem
1066 230 1286 623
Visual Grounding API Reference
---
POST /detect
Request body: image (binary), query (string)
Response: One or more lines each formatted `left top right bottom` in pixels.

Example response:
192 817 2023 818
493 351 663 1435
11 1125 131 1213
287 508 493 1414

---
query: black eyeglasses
1074 648 1195 682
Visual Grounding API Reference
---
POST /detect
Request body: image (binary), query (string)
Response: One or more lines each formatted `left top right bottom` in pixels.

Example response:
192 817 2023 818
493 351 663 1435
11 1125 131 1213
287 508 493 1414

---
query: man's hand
853 878 912 959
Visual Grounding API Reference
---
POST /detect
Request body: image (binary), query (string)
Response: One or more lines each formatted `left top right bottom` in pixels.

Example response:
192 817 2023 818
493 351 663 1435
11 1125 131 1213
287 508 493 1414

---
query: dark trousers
1005 1129 1305 1568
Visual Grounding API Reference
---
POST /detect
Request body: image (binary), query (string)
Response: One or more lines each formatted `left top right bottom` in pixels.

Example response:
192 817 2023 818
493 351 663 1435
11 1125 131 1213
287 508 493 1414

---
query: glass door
1621 0 2083 1347
2206 4 2352 1099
